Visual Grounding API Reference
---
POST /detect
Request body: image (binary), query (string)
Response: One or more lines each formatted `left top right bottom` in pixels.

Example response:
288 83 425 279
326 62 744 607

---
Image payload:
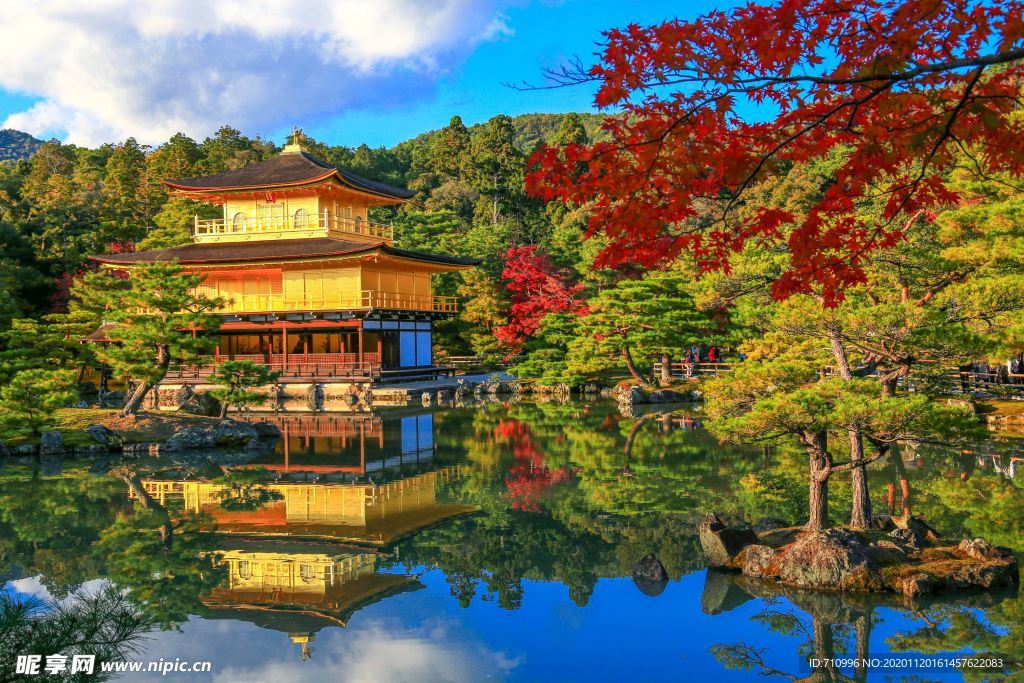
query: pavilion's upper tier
163 143 415 245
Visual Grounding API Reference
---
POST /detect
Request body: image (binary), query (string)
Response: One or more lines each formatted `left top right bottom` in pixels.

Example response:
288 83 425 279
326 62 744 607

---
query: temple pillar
358 325 364 369
282 325 289 367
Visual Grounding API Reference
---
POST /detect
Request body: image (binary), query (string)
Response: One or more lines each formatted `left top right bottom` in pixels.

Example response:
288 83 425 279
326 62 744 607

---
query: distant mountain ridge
396 112 609 155
0 129 42 162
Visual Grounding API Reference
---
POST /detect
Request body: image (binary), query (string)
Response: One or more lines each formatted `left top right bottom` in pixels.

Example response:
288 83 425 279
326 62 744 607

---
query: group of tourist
684 345 721 364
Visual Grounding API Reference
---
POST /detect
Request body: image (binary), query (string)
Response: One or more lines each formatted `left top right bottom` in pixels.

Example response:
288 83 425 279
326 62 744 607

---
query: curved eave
163 170 413 202
88 243 480 269
88 242 382 266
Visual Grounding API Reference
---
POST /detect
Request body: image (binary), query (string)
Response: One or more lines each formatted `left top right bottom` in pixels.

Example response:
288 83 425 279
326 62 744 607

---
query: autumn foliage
494 245 587 350
527 0 1024 303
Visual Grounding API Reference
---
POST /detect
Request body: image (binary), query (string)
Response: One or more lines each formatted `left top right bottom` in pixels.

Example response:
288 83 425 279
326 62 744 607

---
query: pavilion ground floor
163 315 443 385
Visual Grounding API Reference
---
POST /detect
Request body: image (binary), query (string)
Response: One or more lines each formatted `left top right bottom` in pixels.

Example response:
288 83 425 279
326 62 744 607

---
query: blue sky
0 0 741 149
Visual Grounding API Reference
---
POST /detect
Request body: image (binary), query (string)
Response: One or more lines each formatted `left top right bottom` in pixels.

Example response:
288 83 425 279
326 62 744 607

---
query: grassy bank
9 408 221 447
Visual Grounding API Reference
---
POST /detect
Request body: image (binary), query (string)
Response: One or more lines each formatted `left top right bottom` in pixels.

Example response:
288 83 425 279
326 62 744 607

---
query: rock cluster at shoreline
698 513 1019 598
0 418 282 458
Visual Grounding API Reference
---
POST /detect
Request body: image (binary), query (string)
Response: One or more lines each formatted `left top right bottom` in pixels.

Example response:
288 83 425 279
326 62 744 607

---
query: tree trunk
827 327 872 529
805 431 832 531
660 353 672 385
119 345 171 417
622 347 654 390
848 429 871 529
219 400 229 419
120 381 154 417
808 468 829 532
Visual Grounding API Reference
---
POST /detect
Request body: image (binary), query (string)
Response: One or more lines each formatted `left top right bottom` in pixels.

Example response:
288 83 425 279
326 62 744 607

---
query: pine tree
430 115 471 181
457 270 511 361
0 368 77 439
100 138 153 244
568 270 711 388
208 360 280 418
96 263 223 416
467 115 522 226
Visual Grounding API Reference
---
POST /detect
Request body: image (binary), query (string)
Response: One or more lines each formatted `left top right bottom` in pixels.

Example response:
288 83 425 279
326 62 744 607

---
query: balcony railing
166 353 382 381
209 289 458 314
194 210 393 243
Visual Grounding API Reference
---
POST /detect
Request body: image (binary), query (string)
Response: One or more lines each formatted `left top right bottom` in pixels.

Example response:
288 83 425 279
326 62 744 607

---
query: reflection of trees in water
0 460 227 632
395 405 757 609
0 585 148 682
704 571 1021 682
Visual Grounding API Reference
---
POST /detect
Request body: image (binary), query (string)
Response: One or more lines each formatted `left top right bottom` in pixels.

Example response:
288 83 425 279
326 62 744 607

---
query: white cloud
0 1 511 146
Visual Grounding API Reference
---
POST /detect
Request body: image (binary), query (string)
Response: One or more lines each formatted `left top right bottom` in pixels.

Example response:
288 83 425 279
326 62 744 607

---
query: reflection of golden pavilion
135 468 472 545
201 541 422 659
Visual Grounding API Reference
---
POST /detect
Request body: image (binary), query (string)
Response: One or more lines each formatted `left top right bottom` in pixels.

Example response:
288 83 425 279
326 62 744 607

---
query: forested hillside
0 129 42 162
0 112 603 356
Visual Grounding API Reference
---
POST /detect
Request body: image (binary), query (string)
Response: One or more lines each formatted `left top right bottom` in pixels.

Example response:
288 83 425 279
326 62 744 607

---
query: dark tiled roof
90 237 480 267
164 151 416 200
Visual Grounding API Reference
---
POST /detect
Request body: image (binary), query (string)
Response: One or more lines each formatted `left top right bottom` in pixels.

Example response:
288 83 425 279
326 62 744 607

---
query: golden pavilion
90 131 477 389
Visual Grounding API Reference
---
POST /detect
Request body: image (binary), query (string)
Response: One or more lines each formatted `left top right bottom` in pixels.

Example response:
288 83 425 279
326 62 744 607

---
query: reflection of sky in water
38 569 984 682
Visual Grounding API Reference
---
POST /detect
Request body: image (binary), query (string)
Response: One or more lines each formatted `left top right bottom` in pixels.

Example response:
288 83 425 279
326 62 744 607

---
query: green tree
467 115 523 226
456 270 511 361
511 312 584 386
207 360 280 418
0 368 77 439
705 364 981 531
139 198 218 250
430 115 471 182
0 312 97 385
96 263 223 416
568 270 710 387
100 138 153 244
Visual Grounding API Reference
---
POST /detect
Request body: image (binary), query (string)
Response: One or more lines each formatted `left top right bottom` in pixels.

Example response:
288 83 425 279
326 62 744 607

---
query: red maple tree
527 0 1024 303
494 245 587 349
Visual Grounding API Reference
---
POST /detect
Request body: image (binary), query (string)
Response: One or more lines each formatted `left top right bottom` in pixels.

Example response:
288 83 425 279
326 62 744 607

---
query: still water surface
2 401 1021 681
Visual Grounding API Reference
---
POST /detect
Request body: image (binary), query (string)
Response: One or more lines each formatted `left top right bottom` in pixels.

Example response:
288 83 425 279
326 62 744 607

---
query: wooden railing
194 210 393 243
167 353 382 381
652 360 1024 397
209 290 458 314
652 361 734 379
942 368 1024 396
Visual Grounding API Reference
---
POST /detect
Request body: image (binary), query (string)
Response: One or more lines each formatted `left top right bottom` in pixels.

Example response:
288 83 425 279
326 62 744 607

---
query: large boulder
616 385 647 406
163 427 215 451
889 527 927 550
739 544 779 579
777 528 882 591
648 389 689 403
894 515 942 543
179 391 221 417
87 424 119 448
39 431 64 455
957 538 1015 562
698 513 758 568
212 420 259 449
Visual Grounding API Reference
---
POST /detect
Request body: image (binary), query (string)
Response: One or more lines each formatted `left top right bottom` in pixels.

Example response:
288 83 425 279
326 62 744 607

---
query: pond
1 401 1021 681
